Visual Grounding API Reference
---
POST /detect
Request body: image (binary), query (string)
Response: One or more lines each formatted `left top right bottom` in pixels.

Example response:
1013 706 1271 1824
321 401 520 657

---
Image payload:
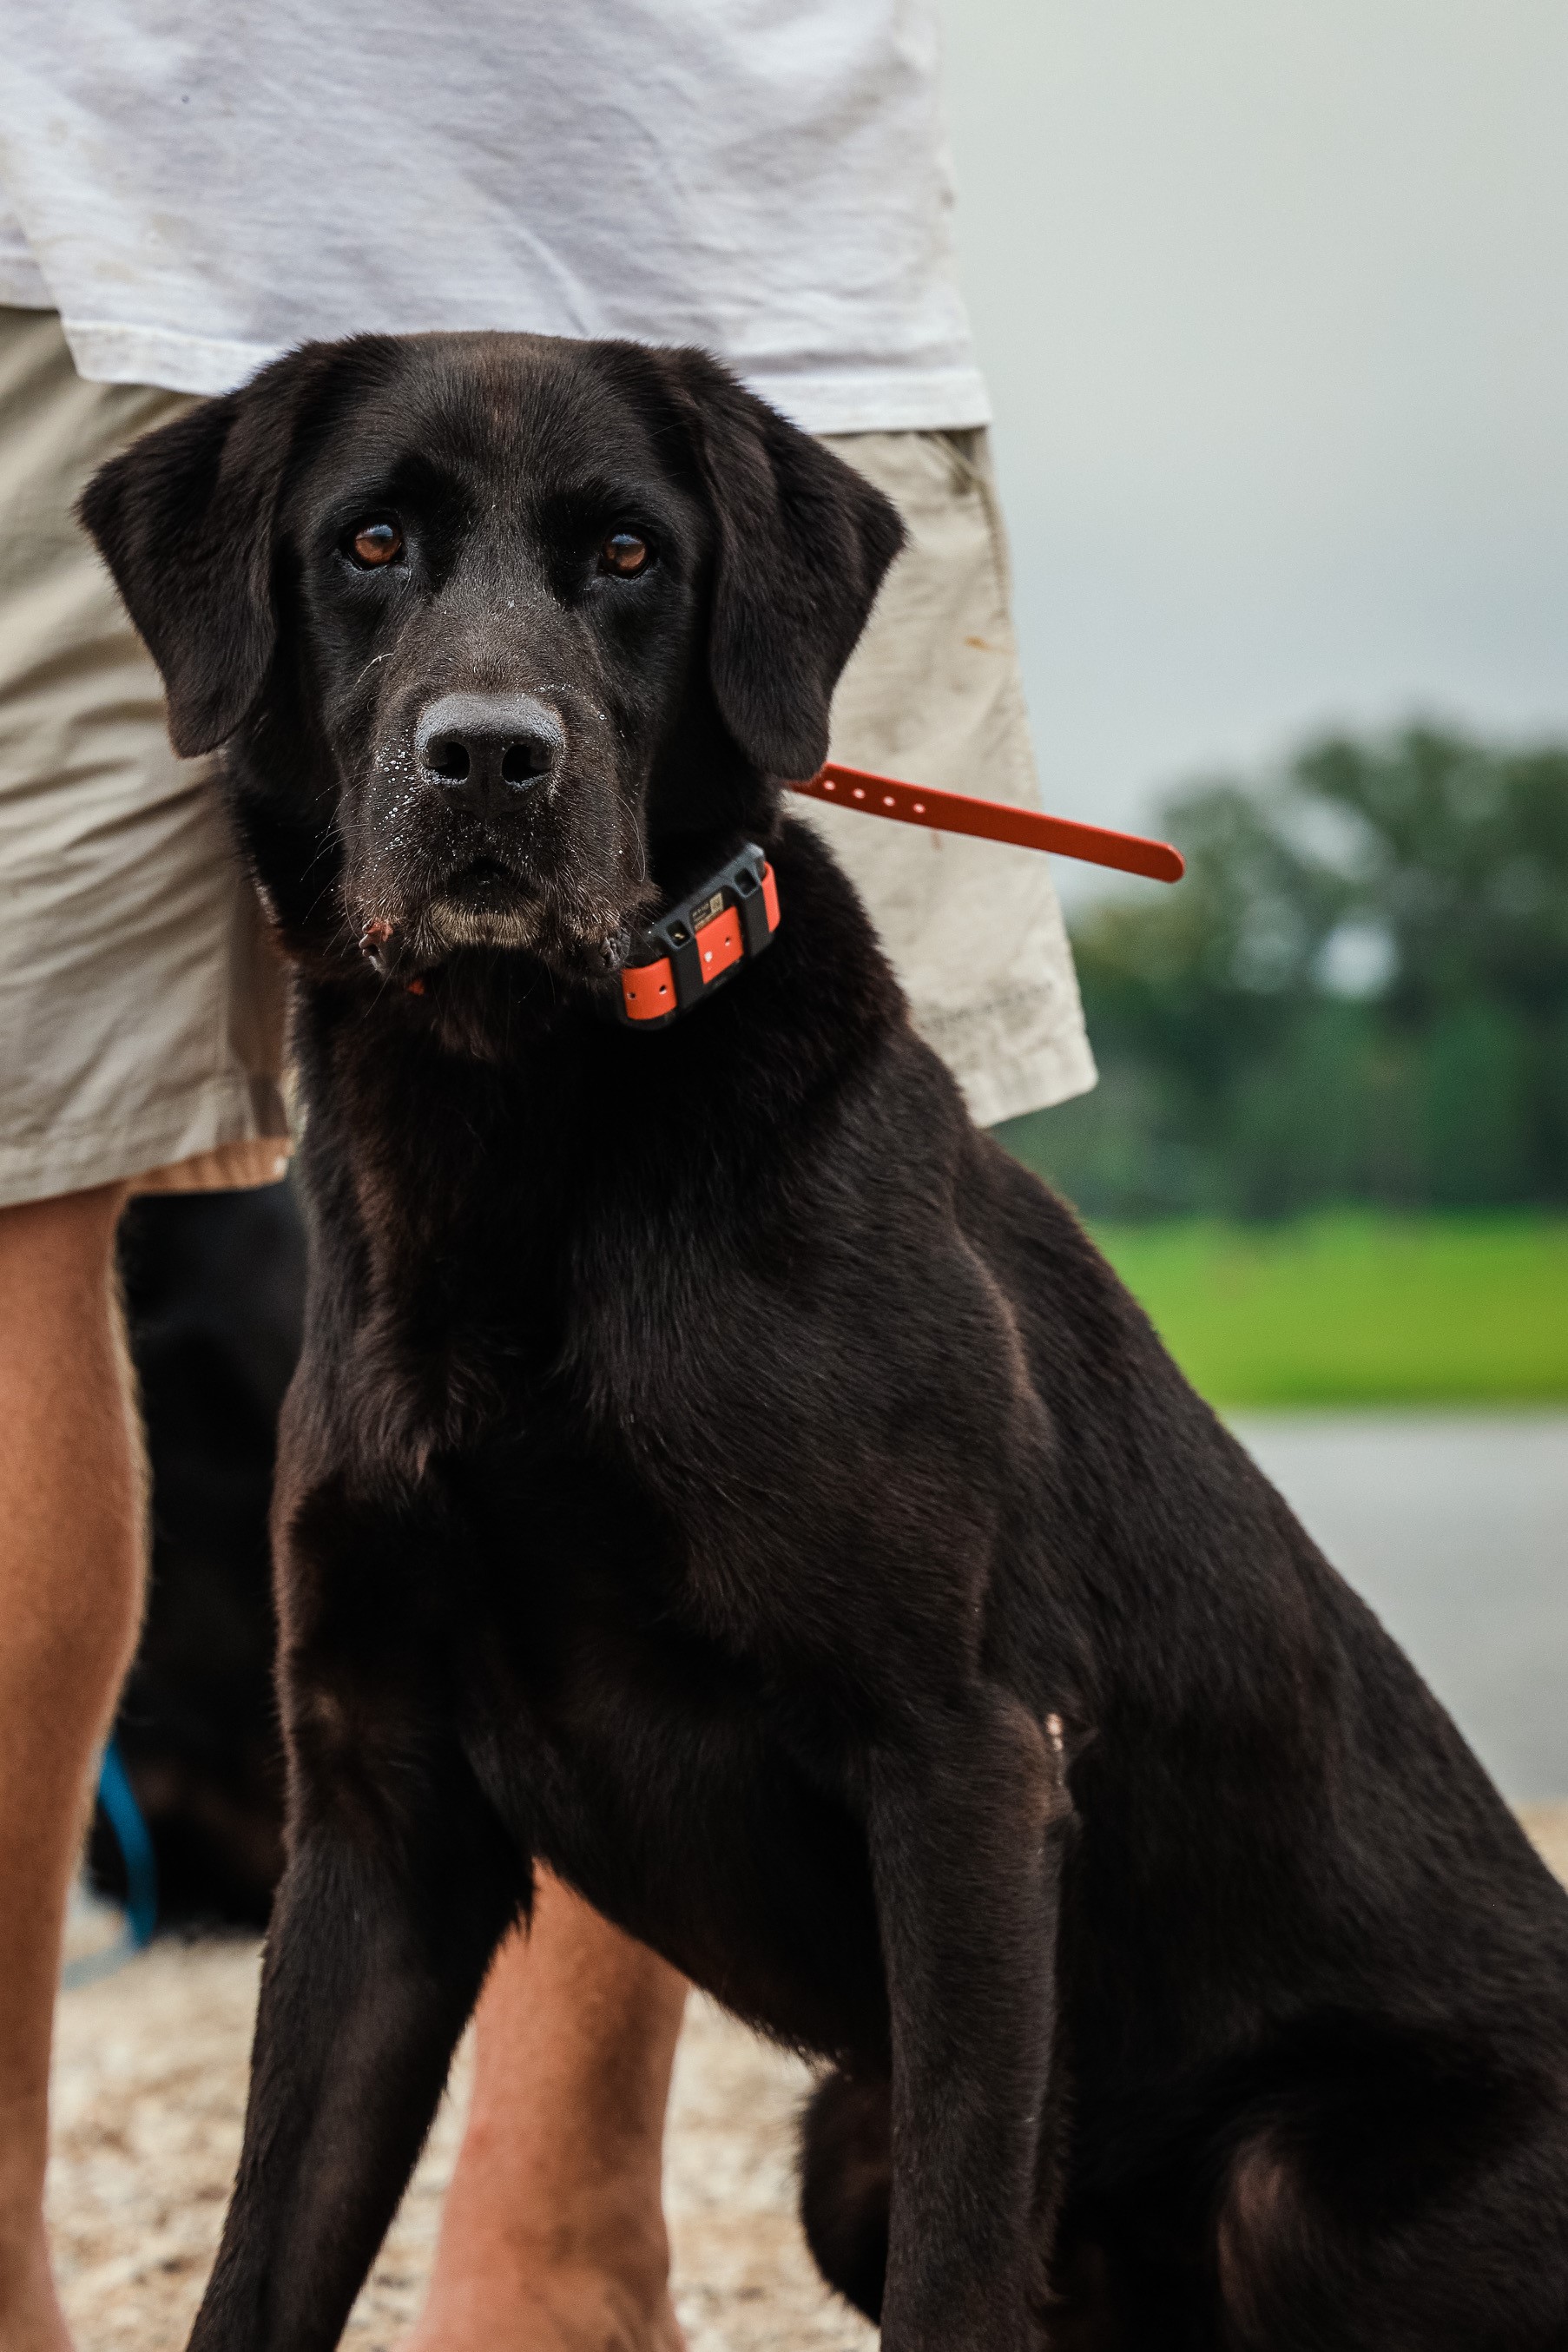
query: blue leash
60 1738 158 1989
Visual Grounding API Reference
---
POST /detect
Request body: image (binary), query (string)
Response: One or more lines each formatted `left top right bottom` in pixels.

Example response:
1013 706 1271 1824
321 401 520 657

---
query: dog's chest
446 1457 888 2057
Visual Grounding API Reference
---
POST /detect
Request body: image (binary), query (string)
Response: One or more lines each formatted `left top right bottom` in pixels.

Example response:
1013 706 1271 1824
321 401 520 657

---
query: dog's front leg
866 1690 1071 2352
188 1723 519 2352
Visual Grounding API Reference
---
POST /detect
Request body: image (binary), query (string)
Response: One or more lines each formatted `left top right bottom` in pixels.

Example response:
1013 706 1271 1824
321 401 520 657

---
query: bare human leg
402 1874 688 2352
0 1183 143 2352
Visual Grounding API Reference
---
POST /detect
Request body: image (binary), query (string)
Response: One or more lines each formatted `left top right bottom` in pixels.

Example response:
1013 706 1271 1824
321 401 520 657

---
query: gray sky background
937 1 1568 893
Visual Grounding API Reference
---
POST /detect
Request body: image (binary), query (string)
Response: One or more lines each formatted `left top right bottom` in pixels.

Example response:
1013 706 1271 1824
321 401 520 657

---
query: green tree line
1003 728 1568 1217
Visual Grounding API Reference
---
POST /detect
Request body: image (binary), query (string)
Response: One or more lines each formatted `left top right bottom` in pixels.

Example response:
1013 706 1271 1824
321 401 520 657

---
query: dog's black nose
415 691 563 812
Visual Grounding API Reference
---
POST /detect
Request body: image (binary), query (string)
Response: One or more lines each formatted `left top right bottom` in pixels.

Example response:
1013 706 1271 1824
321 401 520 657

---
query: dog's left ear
78 345 335 757
672 356 906 781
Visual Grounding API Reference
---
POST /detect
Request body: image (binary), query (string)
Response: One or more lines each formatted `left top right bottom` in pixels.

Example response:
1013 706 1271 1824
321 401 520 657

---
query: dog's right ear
662 352 906 784
78 352 322 758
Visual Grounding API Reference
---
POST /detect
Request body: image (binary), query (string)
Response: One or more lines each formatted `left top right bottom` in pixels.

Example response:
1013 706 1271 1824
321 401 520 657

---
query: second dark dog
86 332 1568 2352
96 1185 300 1927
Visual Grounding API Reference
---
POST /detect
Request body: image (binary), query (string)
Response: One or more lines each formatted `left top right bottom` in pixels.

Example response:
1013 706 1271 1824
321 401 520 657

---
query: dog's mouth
355 826 650 985
422 856 542 948
447 855 523 906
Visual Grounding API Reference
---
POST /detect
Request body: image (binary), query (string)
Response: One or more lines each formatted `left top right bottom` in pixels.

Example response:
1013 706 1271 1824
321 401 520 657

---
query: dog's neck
280 817 905 1439
391 815 782 1051
290 814 901 1139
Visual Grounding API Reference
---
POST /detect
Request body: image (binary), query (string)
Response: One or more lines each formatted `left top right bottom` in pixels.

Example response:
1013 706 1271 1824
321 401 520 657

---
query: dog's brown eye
350 519 404 568
600 530 650 577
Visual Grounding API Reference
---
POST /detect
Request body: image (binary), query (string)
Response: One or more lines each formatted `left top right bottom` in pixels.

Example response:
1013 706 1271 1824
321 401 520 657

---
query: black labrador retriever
85 333 1568 2352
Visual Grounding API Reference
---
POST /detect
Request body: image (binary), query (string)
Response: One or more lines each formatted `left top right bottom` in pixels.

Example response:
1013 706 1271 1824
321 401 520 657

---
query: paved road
1233 1413 1568 1802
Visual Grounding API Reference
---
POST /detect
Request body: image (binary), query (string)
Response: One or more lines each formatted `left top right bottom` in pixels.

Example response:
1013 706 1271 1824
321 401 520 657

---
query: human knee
0 1183 143 1673
0 1182 129 1315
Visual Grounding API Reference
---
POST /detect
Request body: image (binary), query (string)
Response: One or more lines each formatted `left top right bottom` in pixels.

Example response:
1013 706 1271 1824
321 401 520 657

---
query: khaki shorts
0 306 1092 1209
819 427 1094 1127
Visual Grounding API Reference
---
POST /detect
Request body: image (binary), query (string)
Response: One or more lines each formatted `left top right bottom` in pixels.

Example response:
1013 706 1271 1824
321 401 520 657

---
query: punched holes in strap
620 955 679 1020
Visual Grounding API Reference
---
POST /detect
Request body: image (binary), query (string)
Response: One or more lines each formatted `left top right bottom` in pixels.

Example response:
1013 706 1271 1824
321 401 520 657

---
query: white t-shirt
0 0 988 433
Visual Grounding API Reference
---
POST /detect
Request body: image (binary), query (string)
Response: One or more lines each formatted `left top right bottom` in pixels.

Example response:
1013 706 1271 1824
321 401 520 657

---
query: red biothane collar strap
792 763 1184 885
615 762 1183 1031
617 843 780 1028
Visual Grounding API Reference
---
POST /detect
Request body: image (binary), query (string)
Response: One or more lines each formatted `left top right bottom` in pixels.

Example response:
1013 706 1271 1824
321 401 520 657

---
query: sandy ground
50 1808 1568 2352
49 1938 875 2352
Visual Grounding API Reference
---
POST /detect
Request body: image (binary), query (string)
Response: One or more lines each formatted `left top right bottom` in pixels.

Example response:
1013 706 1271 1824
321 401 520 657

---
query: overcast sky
936 0 1568 882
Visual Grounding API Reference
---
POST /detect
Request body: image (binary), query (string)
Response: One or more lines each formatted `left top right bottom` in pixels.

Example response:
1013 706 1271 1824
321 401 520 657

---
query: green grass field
1087 1213 1568 1407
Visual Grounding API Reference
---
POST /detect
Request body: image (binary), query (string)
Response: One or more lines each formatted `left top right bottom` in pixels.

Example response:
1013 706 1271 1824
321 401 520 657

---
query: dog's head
82 333 903 982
